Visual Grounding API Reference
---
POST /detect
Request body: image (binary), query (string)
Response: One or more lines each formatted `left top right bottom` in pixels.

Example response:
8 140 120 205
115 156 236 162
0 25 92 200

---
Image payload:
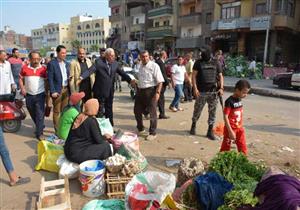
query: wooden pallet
37 177 71 210
106 173 132 199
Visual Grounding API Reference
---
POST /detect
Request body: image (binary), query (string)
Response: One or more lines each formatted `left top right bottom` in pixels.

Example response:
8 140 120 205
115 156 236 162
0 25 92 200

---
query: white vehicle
291 70 300 88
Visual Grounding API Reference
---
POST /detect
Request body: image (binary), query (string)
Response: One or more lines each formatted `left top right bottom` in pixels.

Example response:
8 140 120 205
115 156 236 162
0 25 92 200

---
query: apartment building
211 0 300 64
70 15 110 52
146 0 178 55
176 0 214 55
31 15 110 52
31 23 71 50
109 0 150 53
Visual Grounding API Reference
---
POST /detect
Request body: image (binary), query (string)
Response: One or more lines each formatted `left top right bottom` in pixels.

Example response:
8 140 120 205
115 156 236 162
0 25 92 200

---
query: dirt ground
0 86 299 210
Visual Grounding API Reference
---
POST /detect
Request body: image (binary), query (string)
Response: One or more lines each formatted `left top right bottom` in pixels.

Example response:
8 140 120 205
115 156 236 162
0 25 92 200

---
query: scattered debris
282 146 294 152
166 159 182 167
179 121 187 126
284 162 291 167
193 141 199 144
167 147 175 151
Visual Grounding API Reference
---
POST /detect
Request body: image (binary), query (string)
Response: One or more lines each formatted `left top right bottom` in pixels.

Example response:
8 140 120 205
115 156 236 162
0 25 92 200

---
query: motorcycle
0 93 26 132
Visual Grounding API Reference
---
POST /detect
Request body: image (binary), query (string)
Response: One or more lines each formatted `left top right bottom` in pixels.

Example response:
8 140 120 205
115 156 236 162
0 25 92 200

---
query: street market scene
0 0 300 210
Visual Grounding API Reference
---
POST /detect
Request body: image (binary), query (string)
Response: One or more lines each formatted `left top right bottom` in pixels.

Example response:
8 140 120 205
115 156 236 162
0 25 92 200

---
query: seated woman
58 92 85 140
64 98 113 164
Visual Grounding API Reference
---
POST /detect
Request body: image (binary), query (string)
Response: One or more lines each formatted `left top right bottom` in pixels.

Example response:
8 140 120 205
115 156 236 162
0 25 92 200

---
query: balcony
130 6 145 15
147 25 174 39
179 0 197 4
131 24 145 32
272 15 297 30
176 37 203 49
109 14 122 22
126 0 149 6
179 13 202 26
148 5 173 19
109 0 121 7
211 17 250 30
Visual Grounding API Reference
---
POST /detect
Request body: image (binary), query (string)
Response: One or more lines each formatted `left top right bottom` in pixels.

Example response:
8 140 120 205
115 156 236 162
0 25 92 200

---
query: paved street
0 84 299 209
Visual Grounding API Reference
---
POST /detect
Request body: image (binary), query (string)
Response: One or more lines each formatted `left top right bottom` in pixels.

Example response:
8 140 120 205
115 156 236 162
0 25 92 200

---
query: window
77 25 81 30
276 0 295 17
136 18 139 24
96 40 98 44
205 37 211 45
190 6 195 14
221 2 241 19
57 27 59 31
256 3 267 14
187 29 193 37
206 13 212 24
163 20 170 26
155 22 159 27
95 23 100 28
115 8 119 14
86 24 90 29
33 32 36 36
102 31 105 35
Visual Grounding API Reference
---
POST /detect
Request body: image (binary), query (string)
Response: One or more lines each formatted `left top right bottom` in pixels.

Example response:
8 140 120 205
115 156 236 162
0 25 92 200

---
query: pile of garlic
105 154 126 166
121 160 140 177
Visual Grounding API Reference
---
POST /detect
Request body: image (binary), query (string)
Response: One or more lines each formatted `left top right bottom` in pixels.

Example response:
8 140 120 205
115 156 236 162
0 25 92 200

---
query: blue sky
0 0 110 35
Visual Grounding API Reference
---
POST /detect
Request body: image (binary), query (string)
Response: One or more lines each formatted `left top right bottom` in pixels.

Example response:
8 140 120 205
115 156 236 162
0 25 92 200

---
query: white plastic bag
56 154 80 179
97 118 114 136
125 171 176 210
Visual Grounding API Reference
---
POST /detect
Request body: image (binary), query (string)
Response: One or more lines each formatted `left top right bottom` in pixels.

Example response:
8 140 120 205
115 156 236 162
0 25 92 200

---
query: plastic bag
56 155 80 179
97 118 114 136
194 172 233 210
35 140 64 173
125 171 176 210
82 199 125 210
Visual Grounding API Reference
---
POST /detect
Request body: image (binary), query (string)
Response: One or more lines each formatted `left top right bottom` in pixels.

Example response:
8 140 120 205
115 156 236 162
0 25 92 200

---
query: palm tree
71 40 81 50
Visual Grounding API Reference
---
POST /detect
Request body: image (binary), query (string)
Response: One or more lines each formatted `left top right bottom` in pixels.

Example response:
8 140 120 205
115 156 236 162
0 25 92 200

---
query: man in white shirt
134 50 164 141
0 50 16 95
248 57 256 80
169 56 190 112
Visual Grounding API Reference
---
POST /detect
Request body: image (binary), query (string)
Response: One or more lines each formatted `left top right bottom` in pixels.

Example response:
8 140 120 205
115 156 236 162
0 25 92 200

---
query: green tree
71 40 81 50
90 44 99 52
39 47 52 57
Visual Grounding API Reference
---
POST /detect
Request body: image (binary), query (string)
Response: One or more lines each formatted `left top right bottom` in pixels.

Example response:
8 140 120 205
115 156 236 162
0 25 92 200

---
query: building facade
109 0 150 53
176 0 214 55
146 0 178 55
70 15 110 52
0 26 32 50
31 23 71 50
31 15 110 52
211 0 300 64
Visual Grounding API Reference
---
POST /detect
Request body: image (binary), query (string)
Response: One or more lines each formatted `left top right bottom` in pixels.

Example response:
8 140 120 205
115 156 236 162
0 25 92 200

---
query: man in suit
155 50 170 119
79 48 135 126
47 45 70 131
69 47 94 106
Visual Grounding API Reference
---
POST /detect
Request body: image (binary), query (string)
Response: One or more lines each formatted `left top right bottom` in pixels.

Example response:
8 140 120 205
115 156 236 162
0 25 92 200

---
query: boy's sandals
10 176 31 187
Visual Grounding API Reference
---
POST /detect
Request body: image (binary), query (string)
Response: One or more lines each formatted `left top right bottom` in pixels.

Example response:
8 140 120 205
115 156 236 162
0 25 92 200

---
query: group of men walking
1 44 224 142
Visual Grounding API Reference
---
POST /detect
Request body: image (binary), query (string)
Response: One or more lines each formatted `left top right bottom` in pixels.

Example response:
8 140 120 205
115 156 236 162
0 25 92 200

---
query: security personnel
190 46 224 140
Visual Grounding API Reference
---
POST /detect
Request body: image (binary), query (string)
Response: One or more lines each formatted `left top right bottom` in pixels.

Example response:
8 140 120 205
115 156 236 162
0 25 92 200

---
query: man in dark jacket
47 45 70 131
155 51 170 119
79 48 135 126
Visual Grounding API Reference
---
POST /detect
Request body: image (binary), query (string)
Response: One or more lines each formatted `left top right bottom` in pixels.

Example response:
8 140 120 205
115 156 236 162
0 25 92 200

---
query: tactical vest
199 61 217 85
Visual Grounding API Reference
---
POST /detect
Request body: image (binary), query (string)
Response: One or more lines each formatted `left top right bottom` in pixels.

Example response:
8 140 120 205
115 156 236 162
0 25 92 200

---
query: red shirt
224 95 243 129
19 65 47 95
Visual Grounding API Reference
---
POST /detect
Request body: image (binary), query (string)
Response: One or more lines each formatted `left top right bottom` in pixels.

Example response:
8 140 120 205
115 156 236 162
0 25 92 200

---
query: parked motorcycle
0 93 26 132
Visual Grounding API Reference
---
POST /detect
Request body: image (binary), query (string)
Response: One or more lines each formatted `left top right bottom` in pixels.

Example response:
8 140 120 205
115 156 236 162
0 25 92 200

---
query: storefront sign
250 16 271 31
218 19 237 30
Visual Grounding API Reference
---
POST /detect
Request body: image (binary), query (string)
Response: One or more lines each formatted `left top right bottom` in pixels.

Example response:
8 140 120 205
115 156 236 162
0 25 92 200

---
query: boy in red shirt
220 80 251 155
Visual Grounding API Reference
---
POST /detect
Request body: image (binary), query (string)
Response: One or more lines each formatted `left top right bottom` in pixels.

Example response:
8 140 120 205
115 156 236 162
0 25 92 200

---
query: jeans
170 84 184 108
0 127 14 173
26 92 46 137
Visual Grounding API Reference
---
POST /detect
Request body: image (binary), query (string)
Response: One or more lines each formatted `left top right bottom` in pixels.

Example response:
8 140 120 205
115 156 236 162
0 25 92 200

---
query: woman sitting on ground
57 92 85 140
64 98 113 164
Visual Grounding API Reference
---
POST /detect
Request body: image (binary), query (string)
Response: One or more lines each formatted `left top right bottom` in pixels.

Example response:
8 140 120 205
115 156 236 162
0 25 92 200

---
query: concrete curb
224 85 300 101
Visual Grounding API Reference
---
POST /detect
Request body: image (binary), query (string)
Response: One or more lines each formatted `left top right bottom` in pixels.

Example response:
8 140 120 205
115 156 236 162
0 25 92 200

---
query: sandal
10 176 31 186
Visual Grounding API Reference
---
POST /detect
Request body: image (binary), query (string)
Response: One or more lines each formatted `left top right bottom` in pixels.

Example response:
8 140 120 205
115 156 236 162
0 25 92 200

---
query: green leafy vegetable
218 189 259 210
209 151 265 192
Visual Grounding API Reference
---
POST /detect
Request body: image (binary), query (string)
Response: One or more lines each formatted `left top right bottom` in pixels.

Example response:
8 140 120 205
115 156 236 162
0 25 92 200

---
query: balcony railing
109 0 121 7
148 5 173 18
147 25 173 39
179 13 202 26
176 37 203 49
130 24 145 32
109 14 122 22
